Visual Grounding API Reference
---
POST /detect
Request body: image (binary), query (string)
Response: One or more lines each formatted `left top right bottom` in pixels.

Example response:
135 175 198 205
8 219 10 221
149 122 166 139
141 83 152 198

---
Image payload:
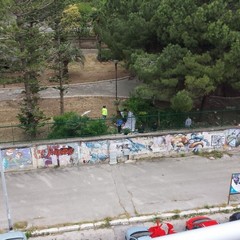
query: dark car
229 212 240 221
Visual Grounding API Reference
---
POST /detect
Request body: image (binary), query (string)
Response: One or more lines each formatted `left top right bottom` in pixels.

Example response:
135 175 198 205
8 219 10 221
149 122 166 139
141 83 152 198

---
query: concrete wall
1 128 240 171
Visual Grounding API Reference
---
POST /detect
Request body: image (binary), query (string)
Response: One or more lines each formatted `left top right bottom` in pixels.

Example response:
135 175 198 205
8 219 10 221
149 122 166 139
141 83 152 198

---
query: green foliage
98 0 240 110
97 48 115 61
171 90 193 112
48 112 108 139
25 231 32 239
2 0 53 138
121 94 156 115
18 103 49 138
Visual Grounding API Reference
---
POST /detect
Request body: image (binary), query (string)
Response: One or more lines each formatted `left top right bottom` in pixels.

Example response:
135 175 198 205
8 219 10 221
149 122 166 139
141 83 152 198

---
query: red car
185 216 218 230
149 222 176 238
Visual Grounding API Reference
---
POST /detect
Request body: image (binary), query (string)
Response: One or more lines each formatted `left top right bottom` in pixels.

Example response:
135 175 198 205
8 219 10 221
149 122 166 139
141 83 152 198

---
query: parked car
185 216 218 230
125 222 176 240
0 231 27 240
229 212 240 221
125 226 150 240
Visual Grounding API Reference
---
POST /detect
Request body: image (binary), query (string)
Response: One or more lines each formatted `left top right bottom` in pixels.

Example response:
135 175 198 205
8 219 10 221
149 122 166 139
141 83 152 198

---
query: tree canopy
98 0 240 110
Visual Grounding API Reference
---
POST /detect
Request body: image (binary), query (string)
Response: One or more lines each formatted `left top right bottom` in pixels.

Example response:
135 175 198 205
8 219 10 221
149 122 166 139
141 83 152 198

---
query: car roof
230 212 240 221
200 220 218 227
0 231 26 240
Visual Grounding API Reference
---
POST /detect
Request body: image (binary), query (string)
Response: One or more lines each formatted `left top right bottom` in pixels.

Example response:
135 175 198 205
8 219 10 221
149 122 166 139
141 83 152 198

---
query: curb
31 205 239 237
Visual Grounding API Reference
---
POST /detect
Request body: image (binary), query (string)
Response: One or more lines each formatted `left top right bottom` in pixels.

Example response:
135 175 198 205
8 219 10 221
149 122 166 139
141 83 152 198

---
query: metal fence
0 109 239 144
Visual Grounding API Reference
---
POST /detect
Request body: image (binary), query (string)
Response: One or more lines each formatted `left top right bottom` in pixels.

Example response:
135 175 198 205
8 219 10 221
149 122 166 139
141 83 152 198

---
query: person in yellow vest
101 106 108 119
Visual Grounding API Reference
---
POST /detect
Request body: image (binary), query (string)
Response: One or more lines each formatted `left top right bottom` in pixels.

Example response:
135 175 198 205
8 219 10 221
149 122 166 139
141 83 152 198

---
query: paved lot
0 152 239 232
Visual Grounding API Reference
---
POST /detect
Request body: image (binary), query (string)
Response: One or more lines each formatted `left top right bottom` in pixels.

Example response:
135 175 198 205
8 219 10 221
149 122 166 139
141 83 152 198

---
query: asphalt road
0 152 239 231
0 78 140 101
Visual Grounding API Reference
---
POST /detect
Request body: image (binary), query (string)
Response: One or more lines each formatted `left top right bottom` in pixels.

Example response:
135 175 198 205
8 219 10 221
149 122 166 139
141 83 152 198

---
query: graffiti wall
1 148 32 170
1 128 239 170
80 129 239 163
80 141 108 164
33 143 79 167
225 129 240 148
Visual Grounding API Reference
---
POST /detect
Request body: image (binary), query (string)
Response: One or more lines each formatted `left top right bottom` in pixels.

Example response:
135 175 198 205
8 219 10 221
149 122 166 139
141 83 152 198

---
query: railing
0 109 239 144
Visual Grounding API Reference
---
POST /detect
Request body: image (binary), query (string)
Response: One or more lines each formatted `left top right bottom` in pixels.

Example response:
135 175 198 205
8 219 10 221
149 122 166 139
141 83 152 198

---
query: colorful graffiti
109 138 147 160
211 133 225 148
34 143 78 167
225 129 240 148
80 141 108 164
2 128 240 169
1 148 32 170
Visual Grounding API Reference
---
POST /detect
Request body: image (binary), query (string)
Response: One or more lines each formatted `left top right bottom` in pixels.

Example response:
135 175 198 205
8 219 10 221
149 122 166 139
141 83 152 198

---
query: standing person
120 108 128 123
185 116 192 128
101 106 108 119
123 110 136 132
116 112 124 133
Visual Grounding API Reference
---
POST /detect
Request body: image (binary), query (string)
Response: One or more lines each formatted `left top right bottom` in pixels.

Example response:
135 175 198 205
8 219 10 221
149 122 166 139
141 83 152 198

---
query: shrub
97 49 115 61
171 90 193 112
48 112 108 139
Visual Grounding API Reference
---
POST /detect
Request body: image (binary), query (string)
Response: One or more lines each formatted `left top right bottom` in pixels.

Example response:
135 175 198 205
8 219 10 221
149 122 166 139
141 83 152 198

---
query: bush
171 90 193 112
97 49 115 61
48 112 108 139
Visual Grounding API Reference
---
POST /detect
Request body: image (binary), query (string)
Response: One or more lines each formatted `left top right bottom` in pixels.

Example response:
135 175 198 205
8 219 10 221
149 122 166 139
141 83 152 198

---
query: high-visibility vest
102 108 108 116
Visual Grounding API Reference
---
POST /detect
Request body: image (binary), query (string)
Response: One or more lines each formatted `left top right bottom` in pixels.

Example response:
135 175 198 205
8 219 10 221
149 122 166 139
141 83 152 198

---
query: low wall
1 128 240 171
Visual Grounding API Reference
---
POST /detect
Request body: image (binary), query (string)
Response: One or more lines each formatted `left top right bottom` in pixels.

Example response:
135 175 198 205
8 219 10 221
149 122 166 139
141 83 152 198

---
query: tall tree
98 0 240 110
45 0 85 115
48 42 85 114
1 0 53 138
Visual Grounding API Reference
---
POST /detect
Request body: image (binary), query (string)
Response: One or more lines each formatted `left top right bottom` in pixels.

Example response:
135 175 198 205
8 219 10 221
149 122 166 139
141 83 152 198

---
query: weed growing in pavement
153 217 163 223
172 214 180 220
198 150 223 159
13 221 28 230
25 231 32 239
172 209 181 214
221 209 231 214
102 217 112 228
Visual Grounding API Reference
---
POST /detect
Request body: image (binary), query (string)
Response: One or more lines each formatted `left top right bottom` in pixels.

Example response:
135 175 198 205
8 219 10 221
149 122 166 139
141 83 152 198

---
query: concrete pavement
0 152 240 236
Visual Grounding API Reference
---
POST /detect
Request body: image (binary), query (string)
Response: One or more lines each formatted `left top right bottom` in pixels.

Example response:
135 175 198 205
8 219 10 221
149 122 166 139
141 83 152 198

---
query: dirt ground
0 52 129 125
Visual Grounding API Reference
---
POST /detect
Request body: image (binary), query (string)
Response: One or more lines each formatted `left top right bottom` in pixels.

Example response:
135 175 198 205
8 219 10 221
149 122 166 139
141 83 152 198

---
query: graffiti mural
4 128 240 169
187 132 211 153
225 129 240 148
211 133 225 148
1 148 32 170
80 141 108 164
34 143 79 167
109 138 148 161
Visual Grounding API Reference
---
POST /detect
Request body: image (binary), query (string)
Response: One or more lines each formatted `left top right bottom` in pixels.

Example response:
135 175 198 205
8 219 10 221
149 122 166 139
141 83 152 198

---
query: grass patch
198 150 223 159
172 214 180 220
102 217 112 228
13 221 28 229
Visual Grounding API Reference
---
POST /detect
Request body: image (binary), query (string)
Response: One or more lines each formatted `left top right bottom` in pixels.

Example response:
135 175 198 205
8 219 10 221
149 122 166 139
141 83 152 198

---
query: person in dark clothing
116 111 124 133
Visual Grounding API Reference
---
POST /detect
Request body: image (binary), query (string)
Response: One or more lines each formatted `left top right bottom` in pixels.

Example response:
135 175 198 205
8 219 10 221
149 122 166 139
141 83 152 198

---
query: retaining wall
1 128 240 171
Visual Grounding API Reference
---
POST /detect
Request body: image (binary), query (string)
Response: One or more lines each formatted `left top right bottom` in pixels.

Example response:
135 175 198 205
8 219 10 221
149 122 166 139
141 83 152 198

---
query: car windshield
131 231 150 239
193 218 211 225
6 238 24 240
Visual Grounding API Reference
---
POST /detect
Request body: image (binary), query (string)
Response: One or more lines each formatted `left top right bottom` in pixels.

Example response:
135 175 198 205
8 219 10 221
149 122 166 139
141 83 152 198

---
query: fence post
157 111 160 129
11 124 14 144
